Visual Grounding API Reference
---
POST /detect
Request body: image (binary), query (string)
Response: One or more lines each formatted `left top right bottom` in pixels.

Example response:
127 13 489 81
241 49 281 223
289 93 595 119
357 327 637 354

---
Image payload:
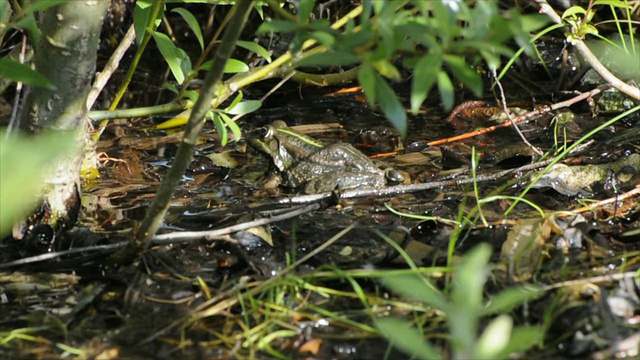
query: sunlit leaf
153 31 191 83
295 51 359 67
375 73 407 137
0 131 74 237
437 71 454 110
561 5 586 20
225 100 262 115
371 59 401 80
444 54 482 97
476 315 513 359
153 109 191 130
226 92 243 112
374 318 443 360
223 58 249 73
411 53 441 114
201 58 248 73
236 40 272 63
172 8 204 50
0 59 55 89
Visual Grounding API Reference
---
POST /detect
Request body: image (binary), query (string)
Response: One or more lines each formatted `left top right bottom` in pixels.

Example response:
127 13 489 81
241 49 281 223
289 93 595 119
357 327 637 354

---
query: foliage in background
258 1 549 135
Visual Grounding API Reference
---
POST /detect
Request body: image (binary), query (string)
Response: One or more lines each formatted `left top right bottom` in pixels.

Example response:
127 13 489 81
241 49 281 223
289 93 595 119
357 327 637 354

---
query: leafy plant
377 244 545 359
258 1 549 136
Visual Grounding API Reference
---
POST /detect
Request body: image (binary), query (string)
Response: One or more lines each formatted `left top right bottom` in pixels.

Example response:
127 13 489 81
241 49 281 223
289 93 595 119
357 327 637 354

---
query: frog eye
260 125 276 140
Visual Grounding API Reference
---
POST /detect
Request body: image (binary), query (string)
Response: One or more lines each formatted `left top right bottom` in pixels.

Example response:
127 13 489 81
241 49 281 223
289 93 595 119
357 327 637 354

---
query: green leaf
256 20 299 33
309 31 335 47
172 8 204 50
411 53 442 114
357 64 377 106
298 0 314 22
226 92 243 112
210 112 228 146
236 40 272 63
562 6 586 20
444 54 482 97
483 286 543 315
218 112 242 142
0 131 74 237
371 59 401 80
152 31 191 83
374 318 443 360
295 51 359 67
436 71 454 110
134 1 162 46
375 73 407 137
593 0 632 8
223 58 249 73
0 59 55 89
225 100 262 115
381 274 449 310
451 244 491 312
494 326 546 358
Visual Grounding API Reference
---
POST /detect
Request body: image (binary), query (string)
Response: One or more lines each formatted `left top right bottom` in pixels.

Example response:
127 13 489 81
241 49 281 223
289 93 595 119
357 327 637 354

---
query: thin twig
492 69 544 156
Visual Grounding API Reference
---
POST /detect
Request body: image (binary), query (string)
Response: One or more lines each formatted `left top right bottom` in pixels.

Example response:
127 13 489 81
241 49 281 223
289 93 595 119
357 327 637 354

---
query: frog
248 120 403 194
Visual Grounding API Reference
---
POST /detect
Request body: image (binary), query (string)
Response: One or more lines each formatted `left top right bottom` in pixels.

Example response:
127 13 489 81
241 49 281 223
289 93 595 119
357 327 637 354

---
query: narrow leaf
381 274 449 310
561 6 586 20
357 64 377 106
153 31 190 83
225 100 262 115
0 59 55 89
172 8 204 50
223 58 249 73
298 0 314 22
256 20 299 33
444 54 482 97
211 113 229 146
375 318 443 360
375 74 407 137
219 112 242 142
483 286 543 315
134 1 160 46
236 40 272 63
437 71 454 110
411 53 441 114
295 51 359 67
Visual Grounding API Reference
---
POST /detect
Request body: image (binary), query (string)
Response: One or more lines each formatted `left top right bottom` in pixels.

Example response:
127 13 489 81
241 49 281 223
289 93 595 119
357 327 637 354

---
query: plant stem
113 0 254 263
536 0 640 101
